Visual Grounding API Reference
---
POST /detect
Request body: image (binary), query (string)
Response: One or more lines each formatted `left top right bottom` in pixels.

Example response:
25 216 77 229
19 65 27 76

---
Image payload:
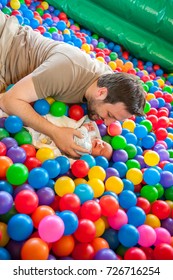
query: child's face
91 139 113 160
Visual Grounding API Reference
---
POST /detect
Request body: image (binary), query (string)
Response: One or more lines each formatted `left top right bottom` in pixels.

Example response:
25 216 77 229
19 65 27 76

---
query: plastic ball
74 183 94 203
31 205 55 229
0 191 13 215
14 190 38 214
95 156 109 169
4 115 23 134
111 135 127 150
80 200 101 221
50 101 67 117
0 141 6 155
71 159 89 178
140 185 158 202
145 214 161 228
21 238 49 260
90 237 109 253
1 137 18 150
20 144 36 158
55 156 70 174
108 209 128 230
59 193 81 213
0 247 11 260
36 147 55 162
0 156 13 178
33 99 50 115
0 180 13 194
54 176 75 197
101 228 119 250
153 243 173 260
68 105 84 120
41 159 60 179
0 222 9 247
58 210 79 235
87 178 105 197
7 214 33 241
24 156 42 171
126 168 143 185
143 167 160 185
38 215 64 242
7 146 26 163
119 190 137 209
138 225 156 247
88 165 106 181
52 235 75 257
80 154 96 168
6 163 28 185
72 243 94 260
161 218 173 236
74 219 96 243
28 167 49 189
14 130 32 145
99 195 119 217
154 227 171 246
37 187 55 205
124 247 147 260
118 224 139 247
107 121 122 136
94 248 118 260
144 151 160 166
127 206 146 227
151 200 171 219
160 171 173 188
112 149 128 163
105 176 124 194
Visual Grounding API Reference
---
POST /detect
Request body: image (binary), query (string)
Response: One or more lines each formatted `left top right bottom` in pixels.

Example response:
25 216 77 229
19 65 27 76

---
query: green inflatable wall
47 0 173 72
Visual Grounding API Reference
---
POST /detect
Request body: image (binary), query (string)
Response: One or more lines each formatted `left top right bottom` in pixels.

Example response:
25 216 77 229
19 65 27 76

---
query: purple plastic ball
1 137 18 150
37 187 55 205
157 149 169 161
7 147 26 163
94 248 118 260
5 240 24 260
0 191 13 214
13 183 35 198
105 167 120 180
112 149 128 163
161 218 173 236
0 117 6 128
160 171 173 188
48 254 56 260
98 123 107 137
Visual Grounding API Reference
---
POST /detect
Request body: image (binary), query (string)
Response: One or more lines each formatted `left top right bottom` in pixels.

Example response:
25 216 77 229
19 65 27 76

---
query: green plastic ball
14 130 32 145
126 159 140 170
6 163 29 185
50 101 67 117
124 144 137 159
140 185 158 202
164 186 173 201
111 135 127 150
140 119 152 132
0 128 10 140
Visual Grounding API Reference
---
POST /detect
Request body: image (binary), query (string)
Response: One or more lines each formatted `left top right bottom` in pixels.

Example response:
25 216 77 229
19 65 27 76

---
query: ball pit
0 0 173 261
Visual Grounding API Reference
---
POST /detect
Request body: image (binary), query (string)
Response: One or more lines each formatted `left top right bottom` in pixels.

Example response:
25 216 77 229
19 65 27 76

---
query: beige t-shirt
3 13 112 103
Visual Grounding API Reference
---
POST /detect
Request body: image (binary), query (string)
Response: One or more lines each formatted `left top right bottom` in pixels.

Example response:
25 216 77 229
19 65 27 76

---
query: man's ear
96 87 108 100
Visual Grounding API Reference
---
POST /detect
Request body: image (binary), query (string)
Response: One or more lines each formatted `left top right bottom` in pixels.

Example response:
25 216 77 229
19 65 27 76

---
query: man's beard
87 100 100 121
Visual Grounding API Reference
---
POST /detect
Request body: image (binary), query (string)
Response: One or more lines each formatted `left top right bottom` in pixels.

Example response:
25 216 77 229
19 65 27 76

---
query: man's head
91 138 113 160
86 72 146 125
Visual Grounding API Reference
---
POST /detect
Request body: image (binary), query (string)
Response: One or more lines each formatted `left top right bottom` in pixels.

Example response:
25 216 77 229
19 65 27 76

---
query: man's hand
51 127 90 158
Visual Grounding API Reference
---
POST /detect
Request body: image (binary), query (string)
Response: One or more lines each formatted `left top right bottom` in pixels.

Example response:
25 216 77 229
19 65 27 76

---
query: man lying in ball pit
0 108 113 160
0 11 146 158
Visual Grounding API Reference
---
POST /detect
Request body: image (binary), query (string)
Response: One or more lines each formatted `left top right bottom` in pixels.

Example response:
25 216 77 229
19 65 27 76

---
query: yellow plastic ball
145 214 161 228
10 0 20 10
168 133 173 140
96 56 105 63
157 78 165 88
126 168 143 185
74 178 87 186
54 176 75 197
81 43 90 53
88 166 106 181
94 218 106 237
101 216 109 229
41 1 49 10
108 61 117 71
144 151 160 166
36 147 55 163
146 93 156 101
105 176 124 194
46 97 55 105
87 178 105 198
165 200 173 210
63 29 70 35
0 222 10 247
122 119 136 132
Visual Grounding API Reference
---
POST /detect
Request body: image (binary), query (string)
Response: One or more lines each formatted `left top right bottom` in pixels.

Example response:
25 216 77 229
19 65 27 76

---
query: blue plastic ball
55 156 70 175
118 190 137 209
127 206 146 227
0 248 11 260
4 116 23 134
28 167 49 189
95 156 109 169
33 99 50 115
143 168 161 185
101 228 119 250
58 210 78 235
74 183 94 204
0 180 13 194
42 159 60 179
7 214 33 241
118 224 139 247
80 154 96 168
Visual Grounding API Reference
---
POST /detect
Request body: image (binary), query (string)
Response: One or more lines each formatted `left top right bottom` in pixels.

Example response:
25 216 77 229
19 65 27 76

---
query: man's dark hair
97 72 146 116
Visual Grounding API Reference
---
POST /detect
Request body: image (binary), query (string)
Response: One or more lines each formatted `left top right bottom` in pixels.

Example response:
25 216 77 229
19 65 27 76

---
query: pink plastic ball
154 227 171 246
38 215 65 243
108 209 128 230
138 225 156 247
107 121 122 136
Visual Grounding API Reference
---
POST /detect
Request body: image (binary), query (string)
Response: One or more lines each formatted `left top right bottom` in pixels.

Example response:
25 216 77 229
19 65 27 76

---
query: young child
26 114 113 160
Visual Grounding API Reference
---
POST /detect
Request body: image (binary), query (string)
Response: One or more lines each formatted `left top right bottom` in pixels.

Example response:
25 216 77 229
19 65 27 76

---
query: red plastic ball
136 197 151 214
99 195 119 216
124 247 147 260
153 244 173 260
20 144 36 158
0 142 7 156
140 247 154 260
71 160 89 178
59 193 81 213
68 105 84 120
14 190 39 214
151 200 171 219
72 243 95 260
74 219 96 243
157 116 169 129
155 127 168 140
80 200 101 221
24 157 42 171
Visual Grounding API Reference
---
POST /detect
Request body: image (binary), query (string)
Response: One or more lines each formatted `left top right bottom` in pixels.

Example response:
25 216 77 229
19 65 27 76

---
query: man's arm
0 74 89 157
